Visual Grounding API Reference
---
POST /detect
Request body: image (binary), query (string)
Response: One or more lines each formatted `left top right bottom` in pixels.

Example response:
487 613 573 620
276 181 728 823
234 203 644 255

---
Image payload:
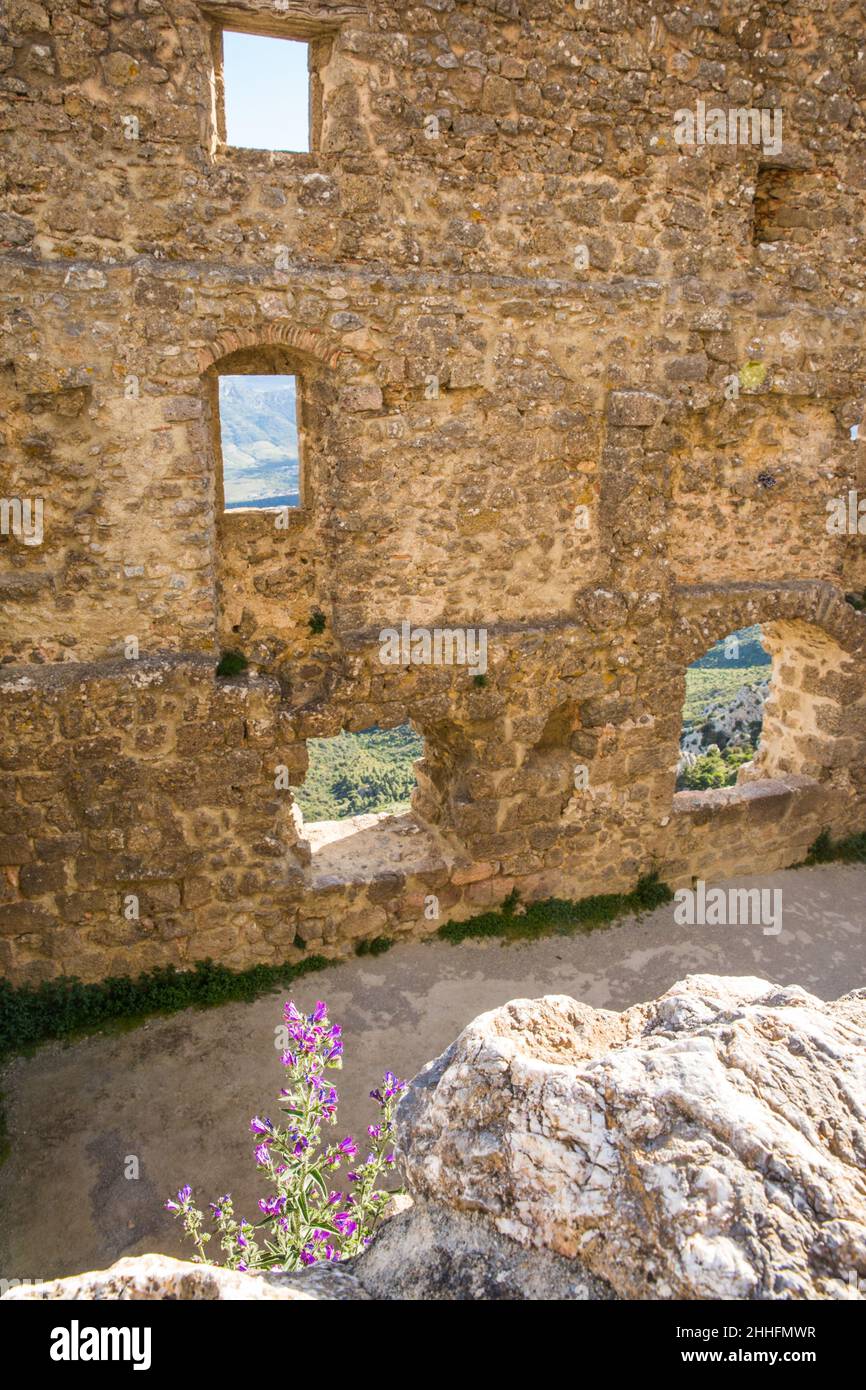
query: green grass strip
0 877 674 1065
436 871 674 945
801 829 866 866
0 954 328 1066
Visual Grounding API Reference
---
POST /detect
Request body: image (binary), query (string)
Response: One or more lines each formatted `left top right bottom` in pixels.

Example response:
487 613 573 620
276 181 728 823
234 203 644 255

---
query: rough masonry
1 0 865 982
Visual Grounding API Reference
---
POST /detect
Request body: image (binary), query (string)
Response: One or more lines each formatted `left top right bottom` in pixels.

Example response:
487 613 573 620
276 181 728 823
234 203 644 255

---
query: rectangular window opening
221 31 310 153
218 374 301 511
295 726 424 827
293 725 437 890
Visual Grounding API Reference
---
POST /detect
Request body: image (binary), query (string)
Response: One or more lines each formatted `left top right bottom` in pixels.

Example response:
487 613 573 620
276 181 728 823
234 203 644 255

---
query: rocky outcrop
5 977 866 1301
402 976 866 1300
2 1205 611 1302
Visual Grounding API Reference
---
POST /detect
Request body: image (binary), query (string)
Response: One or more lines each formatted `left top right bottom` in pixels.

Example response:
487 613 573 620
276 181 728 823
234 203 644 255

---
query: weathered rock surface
401 976 866 1300
2 1204 611 1302
333 1201 613 1302
5 977 866 1301
0 1252 368 1302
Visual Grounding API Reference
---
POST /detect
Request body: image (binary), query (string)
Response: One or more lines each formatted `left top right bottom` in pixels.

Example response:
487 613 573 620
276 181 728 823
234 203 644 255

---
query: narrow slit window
222 31 310 152
218 374 301 511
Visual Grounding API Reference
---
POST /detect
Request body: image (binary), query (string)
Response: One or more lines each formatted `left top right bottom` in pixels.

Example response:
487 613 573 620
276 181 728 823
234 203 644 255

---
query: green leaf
306 1167 328 1199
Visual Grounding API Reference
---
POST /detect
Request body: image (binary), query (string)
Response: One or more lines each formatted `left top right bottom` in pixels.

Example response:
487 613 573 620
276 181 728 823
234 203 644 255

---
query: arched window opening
677 624 771 791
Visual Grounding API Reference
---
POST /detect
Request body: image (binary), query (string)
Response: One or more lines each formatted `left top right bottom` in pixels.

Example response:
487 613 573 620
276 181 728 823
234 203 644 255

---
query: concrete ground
1 861 865 1284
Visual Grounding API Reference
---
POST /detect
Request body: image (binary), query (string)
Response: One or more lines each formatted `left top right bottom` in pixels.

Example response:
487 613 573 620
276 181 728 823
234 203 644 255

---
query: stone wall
1 0 866 983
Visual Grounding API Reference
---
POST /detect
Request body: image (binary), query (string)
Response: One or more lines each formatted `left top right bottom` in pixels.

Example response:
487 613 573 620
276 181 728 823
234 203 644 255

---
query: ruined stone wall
2 0 866 982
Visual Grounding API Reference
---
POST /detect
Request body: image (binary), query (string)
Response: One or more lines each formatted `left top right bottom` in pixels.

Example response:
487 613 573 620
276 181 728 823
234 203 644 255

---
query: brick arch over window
672 580 866 798
673 580 865 668
197 322 347 374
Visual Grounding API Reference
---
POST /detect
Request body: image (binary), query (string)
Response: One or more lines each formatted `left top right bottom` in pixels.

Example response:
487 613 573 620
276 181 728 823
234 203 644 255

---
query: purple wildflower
258 1195 287 1217
167 996 405 1276
370 1072 407 1105
334 1211 358 1237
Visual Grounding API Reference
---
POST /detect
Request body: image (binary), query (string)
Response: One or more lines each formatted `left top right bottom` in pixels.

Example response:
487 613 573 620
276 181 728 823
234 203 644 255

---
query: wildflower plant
165 1000 406 1271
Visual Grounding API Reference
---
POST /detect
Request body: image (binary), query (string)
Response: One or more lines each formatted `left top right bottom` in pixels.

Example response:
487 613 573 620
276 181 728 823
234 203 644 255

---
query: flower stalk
165 1000 405 1271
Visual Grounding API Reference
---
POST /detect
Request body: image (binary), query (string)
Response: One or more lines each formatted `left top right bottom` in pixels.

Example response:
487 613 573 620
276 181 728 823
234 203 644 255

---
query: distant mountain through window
218 374 300 509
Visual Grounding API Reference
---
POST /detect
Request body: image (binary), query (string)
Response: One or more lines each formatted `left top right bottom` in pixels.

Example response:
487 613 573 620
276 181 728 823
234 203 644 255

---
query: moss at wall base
0 954 329 1067
436 872 673 944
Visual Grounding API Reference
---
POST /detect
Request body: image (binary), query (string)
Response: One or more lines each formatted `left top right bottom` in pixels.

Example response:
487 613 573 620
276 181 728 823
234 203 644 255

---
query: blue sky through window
223 32 309 152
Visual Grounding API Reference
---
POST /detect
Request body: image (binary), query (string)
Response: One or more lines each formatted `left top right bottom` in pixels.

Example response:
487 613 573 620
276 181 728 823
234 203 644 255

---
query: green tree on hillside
295 726 423 822
681 744 754 791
